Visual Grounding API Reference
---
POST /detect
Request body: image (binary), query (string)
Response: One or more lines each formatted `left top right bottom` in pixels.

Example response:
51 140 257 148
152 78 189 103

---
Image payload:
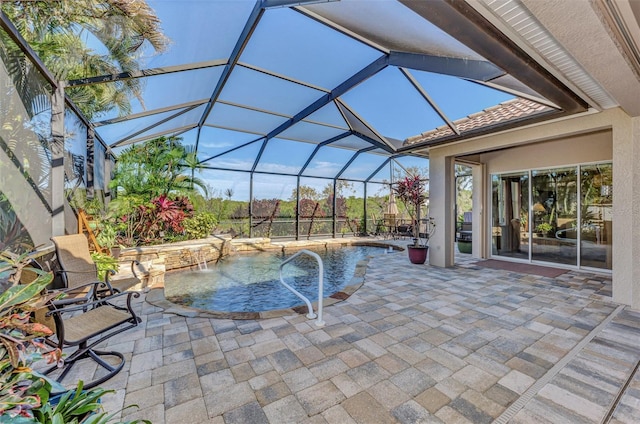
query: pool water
164 245 386 312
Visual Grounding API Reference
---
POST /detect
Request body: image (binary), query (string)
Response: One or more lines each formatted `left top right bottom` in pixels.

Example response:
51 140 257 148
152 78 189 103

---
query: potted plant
535 222 553 237
393 175 435 264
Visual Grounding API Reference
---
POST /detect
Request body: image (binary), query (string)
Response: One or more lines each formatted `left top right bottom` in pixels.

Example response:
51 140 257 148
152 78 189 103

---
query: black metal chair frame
41 283 141 391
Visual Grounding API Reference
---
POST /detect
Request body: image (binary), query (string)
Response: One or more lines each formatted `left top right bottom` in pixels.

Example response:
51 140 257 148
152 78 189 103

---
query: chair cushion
62 306 133 344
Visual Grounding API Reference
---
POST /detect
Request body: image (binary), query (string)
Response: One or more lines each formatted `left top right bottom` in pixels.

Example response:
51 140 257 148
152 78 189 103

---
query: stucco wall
479 130 612 174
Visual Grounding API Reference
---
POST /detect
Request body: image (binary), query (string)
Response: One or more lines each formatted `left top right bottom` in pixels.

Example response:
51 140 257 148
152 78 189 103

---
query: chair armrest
130 260 142 279
45 281 99 306
47 290 140 316
48 280 101 294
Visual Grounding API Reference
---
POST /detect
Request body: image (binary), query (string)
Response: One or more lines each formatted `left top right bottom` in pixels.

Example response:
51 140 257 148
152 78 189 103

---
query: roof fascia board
398 0 588 114
398 109 561 152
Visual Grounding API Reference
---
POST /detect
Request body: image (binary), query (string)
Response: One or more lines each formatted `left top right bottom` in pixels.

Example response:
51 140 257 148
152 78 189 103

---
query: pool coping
144 239 401 319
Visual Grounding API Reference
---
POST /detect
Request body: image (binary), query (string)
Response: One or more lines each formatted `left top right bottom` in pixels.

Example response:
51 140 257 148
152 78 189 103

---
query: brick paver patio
67 244 639 423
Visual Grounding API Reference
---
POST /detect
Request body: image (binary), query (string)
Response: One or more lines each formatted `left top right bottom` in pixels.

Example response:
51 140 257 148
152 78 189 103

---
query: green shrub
90 252 120 281
183 212 217 240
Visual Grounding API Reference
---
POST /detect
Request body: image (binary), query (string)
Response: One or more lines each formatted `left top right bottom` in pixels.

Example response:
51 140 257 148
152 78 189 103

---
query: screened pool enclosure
1 0 588 249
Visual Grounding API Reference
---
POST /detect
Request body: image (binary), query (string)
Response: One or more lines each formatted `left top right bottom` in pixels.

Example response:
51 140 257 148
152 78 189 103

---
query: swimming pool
164 244 387 313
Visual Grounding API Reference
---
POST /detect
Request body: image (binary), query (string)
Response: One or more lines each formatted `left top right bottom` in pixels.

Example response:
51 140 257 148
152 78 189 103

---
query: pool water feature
164 245 386 313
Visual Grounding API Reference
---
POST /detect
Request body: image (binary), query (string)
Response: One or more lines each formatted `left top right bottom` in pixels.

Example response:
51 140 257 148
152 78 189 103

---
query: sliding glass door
490 162 611 270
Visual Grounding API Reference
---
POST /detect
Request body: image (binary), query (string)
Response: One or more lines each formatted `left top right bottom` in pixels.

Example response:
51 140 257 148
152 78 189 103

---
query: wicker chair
39 285 141 390
51 234 118 304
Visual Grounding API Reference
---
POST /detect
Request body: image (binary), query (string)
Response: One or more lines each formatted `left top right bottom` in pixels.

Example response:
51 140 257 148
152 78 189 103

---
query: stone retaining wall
111 235 232 290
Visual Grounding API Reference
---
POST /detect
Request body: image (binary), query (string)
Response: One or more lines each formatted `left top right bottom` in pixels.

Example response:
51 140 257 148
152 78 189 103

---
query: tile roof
404 98 554 146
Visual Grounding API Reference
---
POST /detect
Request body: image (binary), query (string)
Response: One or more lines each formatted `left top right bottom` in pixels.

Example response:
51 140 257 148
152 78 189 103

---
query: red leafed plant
393 175 434 246
122 195 194 244
394 175 427 210
153 195 190 233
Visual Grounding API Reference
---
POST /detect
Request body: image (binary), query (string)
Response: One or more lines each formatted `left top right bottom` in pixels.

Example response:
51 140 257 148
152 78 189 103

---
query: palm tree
110 135 207 199
1 0 169 119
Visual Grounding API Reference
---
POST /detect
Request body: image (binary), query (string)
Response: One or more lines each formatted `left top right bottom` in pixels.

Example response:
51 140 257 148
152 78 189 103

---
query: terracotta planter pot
110 247 121 259
407 245 428 264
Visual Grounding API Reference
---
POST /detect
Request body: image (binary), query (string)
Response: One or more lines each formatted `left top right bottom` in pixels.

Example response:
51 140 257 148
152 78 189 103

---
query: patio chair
396 219 414 239
38 285 141 390
51 234 118 305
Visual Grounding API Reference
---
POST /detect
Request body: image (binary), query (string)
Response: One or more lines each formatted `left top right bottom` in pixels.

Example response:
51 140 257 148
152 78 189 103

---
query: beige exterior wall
426 108 639 310
480 130 612 174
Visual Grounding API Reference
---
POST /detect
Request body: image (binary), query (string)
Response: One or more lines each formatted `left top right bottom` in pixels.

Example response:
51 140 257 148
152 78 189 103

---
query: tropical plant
182 212 217 240
393 175 434 247
96 222 118 251
31 380 150 424
90 252 119 281
109 136 207 200
0 249 149 423
1 0 169 120
0 250 60 420
111 194 194 246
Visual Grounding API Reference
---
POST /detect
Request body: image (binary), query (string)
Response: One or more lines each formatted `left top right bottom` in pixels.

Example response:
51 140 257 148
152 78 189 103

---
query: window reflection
532 167 577 266
580 164 612 269
491 172 529 259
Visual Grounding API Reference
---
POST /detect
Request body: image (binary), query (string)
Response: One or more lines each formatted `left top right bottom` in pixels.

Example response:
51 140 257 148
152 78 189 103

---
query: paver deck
59 242 639 423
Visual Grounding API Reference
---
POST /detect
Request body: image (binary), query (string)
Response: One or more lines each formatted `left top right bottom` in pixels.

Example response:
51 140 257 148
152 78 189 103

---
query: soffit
491 0 640 116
